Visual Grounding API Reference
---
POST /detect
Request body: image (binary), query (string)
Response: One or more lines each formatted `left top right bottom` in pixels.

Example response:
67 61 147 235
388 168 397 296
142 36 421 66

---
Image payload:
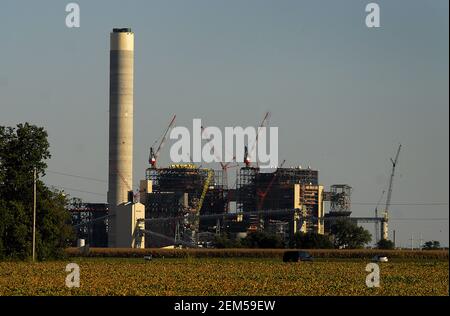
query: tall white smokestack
108 28 134 247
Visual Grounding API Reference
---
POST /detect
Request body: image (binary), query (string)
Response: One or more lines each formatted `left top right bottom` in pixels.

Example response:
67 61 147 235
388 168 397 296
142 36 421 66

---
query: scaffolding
323 184 352 234
235 166 321 235
236 167 259 213
237 167 319 212
329 184 352 215
69 203 109 247
144 164 227 247
298 184 323 233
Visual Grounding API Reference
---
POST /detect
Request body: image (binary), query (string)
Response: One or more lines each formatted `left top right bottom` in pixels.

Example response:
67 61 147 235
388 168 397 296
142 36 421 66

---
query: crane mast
374 190 385 244
385 144 401 214
381 144 401 240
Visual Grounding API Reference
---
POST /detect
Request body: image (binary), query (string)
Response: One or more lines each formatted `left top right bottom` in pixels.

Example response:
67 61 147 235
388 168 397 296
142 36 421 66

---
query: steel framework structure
144 165 227 247
69 203 109 247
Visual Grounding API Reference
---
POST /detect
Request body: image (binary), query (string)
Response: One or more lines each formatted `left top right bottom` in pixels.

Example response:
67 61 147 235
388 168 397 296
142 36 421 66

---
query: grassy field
0 257 448 296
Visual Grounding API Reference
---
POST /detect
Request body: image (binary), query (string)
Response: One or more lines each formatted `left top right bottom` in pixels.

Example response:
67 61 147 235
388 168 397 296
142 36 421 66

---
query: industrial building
70 203 109 247
138 164 349 247
69 28 392 249
69 163 356 248
235 166 323 237
140 164 227 247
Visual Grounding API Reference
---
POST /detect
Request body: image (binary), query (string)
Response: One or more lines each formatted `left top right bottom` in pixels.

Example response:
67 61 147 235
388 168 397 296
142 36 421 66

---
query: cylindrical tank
381 211 389 241
108 28 134 247
381 220 388 240
235 232 248 240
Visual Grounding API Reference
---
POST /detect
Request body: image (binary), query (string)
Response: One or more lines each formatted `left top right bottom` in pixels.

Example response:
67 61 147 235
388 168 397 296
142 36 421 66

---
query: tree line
214 219 379 250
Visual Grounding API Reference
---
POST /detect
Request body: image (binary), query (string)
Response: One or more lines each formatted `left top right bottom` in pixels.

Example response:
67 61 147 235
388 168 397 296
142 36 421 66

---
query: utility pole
32 167 37 262
175 221 180 248
410 234 414 250
393 230 396 248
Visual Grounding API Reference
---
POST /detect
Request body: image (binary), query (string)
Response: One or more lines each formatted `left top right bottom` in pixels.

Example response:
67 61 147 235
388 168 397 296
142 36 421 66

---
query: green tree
422 240 440 250
290 232 334 249
331 219 372 249
377 238 395 250
0 200 31 259
0 123 50 201
0 123 74 260
213 234 242 248
242 231 285 249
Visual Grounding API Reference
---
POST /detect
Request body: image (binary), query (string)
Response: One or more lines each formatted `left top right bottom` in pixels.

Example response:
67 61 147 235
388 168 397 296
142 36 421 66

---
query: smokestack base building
108 28 144 248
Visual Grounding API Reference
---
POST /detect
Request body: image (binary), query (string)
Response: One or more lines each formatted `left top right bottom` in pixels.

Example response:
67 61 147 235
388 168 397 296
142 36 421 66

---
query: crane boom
257 159 286 209
197 169 214 213
384 144 401 214
155 114 176 159
149 115 176 168
249 112 271 168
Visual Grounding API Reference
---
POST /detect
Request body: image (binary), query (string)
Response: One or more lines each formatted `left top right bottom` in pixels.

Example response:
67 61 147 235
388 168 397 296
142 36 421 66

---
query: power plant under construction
70 29 397 249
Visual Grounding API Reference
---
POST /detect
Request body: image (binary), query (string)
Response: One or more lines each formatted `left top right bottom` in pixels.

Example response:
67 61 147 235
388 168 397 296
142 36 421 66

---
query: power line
389 218 449 221
46 170 107 183
43 170 448 207
47 184 106 197
352 202 448 206
47 185 448 209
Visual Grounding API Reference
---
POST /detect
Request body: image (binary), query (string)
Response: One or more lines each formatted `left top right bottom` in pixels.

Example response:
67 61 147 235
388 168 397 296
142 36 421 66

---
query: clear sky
1 0 448 247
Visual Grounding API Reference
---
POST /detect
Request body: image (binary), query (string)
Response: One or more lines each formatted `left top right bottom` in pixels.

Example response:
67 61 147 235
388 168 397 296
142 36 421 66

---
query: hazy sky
1 0 448 247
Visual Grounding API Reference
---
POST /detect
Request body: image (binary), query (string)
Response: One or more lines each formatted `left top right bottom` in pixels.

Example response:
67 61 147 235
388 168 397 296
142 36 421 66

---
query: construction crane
381 144 402 240
244 160 286 232
197 169 214 213
201 124 239 190
244 146 251 167
248 112 271 168
374 190 385 244
149 115 176 168
201 112 270 188
184 169 214 245
256 159 286 210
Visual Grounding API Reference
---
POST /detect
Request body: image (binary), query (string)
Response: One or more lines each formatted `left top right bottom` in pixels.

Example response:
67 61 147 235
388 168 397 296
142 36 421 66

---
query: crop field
0 257 448 296
65 247 449 260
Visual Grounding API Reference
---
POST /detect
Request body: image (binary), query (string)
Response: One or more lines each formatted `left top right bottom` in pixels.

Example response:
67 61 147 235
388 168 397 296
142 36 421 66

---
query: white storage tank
77 239 85 248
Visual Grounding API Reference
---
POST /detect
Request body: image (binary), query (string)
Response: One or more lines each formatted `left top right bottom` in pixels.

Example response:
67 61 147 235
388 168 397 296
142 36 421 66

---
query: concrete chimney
108 28 134 247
